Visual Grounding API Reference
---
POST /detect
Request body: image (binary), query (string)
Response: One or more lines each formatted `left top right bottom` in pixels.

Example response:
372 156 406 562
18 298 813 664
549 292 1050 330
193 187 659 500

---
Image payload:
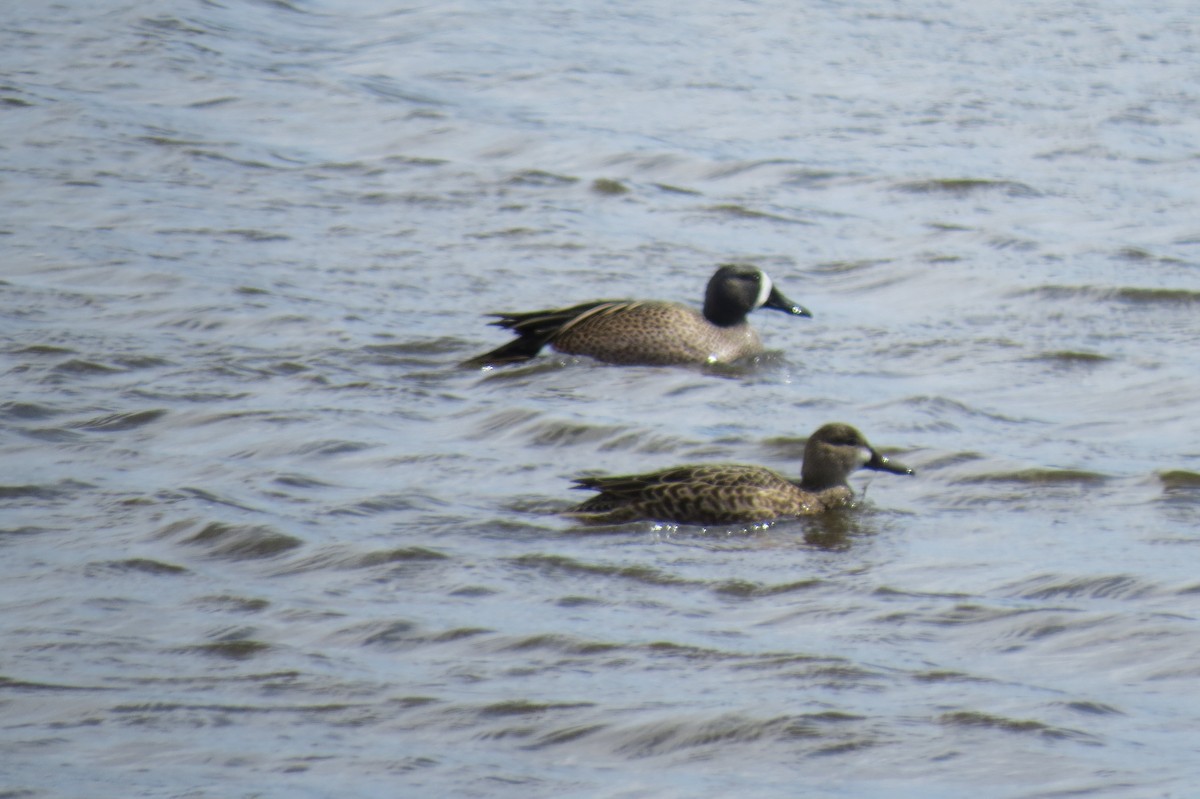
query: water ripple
953 468 1110 485
1021 285 1200 306
71 409 168 432
159 520 304 560
895 178 1041 197
936 710 1097 743
508 553 694 588
1003 574 1158 601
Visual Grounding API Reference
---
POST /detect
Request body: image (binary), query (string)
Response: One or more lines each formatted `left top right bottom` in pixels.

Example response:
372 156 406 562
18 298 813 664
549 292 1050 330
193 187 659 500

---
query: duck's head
704 264 812 327
801 422 913 490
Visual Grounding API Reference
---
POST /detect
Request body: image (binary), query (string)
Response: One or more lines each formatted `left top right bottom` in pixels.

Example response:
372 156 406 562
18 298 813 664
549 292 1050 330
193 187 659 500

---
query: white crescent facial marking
854 446 872 469
754 271 773 310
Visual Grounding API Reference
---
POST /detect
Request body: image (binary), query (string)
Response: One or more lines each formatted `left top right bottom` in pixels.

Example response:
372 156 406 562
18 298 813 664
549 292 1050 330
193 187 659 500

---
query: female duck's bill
567 422 913 526
462 264 811 368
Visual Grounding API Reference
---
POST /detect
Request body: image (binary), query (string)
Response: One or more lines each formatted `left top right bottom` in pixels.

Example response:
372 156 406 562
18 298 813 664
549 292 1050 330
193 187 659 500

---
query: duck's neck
798 467 851 493
799 477 843 492
702 302 748 327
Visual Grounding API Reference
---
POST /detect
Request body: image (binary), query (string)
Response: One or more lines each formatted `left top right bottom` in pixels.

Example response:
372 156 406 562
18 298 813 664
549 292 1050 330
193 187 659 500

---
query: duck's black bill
764 287 813 318
866 450 914 476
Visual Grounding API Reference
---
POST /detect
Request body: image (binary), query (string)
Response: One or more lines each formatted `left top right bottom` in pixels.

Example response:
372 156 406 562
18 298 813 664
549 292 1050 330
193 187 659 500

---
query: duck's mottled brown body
568 423 913 526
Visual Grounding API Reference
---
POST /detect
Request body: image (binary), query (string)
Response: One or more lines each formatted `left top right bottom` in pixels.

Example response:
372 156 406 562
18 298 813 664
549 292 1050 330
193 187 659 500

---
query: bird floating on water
463 264 811 368
567 422 913 526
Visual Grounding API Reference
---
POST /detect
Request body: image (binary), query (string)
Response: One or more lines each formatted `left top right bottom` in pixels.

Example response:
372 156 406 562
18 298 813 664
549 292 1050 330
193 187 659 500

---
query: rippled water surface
4 1 1200 796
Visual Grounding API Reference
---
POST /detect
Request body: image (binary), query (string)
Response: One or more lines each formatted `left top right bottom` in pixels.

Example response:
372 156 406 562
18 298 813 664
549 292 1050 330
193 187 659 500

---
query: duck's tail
460 333 550 368
460 301 623 368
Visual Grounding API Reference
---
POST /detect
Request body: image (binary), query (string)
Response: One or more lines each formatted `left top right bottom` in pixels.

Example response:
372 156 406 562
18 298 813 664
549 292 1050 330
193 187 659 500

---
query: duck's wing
571 463 791 498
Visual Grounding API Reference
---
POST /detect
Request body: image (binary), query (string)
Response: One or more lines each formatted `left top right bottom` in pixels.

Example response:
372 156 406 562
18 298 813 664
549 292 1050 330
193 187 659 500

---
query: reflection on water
3 0 1200 797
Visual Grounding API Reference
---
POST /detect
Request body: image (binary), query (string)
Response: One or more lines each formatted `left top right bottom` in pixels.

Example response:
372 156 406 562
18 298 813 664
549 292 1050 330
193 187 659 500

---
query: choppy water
3 1 1200 797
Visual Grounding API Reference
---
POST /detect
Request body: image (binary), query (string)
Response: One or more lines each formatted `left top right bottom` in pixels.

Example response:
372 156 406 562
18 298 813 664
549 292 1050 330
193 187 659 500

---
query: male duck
464 264 810 367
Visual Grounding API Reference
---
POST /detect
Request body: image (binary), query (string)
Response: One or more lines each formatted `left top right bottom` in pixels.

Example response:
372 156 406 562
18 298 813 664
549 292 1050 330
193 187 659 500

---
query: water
3 1 1199 796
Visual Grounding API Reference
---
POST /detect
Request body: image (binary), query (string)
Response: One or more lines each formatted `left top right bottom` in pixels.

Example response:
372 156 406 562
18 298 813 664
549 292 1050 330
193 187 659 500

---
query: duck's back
551 301 762 365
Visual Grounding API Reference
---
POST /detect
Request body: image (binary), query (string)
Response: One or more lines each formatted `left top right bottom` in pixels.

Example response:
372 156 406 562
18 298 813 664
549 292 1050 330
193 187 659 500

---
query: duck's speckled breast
549 301 763 365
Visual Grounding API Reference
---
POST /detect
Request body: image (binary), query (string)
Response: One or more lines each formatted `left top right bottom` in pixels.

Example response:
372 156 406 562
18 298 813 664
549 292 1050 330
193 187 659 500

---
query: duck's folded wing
572 463 791 495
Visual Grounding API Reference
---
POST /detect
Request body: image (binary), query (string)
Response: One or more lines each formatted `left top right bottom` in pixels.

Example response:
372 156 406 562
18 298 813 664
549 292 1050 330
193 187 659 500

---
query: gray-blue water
3 1 1200 796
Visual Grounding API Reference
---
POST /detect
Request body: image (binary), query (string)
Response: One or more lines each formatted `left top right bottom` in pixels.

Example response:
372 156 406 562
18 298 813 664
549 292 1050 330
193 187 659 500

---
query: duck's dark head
703 264 812 327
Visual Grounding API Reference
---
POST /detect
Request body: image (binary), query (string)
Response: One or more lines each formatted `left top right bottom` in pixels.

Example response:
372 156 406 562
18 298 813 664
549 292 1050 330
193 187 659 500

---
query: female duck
568 423 913 525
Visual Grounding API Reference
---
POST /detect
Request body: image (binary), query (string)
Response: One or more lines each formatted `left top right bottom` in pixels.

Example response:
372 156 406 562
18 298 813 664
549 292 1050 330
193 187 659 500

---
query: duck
567 423 913 525
463 264 811 367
